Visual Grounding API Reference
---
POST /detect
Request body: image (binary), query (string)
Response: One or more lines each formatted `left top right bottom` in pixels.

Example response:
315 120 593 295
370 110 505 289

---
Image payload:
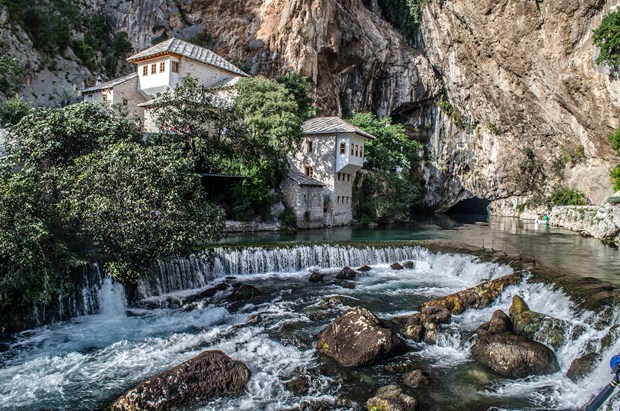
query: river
0 215 619 410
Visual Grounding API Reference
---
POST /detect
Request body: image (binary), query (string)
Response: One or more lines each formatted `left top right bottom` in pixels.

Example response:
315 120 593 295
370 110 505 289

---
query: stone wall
281 177 325 228
547 205 620 246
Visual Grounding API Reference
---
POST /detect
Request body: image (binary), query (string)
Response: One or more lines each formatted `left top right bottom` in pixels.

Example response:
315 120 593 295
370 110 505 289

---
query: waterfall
135 245 432 299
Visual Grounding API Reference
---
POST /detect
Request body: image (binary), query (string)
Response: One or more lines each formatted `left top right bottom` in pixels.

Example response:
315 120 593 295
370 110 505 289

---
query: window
122 99 128 106
355 145 359 157
102 93 108 103
360 147 364 157
151 63 157 74
350 144 354 155
307 140 313 153
347 174 350 182
305 166 314 177
160 61 166 72
339 142 346 155
142 65 148 76
172 61 179 73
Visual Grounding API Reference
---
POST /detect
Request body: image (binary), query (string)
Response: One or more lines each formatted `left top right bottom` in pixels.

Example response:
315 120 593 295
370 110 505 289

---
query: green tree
61 142 225 283
6 102 141 180
0 95 30 126
0 168 71 307
594 10 620 71
350 112 421 170
277 71 318 120
354 170 420 223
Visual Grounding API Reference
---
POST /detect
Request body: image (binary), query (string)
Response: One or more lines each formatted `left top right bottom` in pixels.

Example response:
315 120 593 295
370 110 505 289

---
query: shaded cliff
3 0 620 213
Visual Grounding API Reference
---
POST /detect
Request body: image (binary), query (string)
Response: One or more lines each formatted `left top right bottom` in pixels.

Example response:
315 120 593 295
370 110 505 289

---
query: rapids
1 238 619 410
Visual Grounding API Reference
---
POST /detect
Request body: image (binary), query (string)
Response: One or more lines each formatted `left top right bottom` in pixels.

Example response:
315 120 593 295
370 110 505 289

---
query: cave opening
446 197 491 215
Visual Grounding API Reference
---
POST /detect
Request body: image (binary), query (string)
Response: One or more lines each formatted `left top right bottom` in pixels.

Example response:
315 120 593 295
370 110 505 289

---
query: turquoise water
224 215 620 286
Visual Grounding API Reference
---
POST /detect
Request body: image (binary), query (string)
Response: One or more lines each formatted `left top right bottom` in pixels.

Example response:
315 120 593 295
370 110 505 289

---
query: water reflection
223 214 620 286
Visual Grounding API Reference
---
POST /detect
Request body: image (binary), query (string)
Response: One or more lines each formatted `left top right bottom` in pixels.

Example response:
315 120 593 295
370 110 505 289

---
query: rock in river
317 306 408 367
335 266 357 280
111 350 250 410
471 332 559 378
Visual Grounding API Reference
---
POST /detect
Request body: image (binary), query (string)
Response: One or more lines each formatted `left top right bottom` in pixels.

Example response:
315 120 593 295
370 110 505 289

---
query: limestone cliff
3 0 620 214
421 0 620 212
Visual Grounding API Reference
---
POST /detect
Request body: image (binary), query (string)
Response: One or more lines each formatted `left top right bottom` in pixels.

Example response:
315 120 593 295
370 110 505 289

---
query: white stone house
80 37 247 131
287 116 375 227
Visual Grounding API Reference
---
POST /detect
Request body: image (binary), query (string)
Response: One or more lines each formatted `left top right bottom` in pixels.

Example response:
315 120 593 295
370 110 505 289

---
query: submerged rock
470 333 559 378
366 385 417 411
403 261 415 269
229 283 260 300
110 350 250 411
317 306 408 367
567 353 600 382
509 295 567 349
285 376 310 394
309 271 325 282
390 262 404 270
403 369 433 388
335 266 357 280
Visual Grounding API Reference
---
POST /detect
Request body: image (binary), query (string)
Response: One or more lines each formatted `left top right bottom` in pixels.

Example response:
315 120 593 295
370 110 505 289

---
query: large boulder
111 350 250 411
509 295 567 349
309 271 325 282
317 307 408 367
470 333 560 378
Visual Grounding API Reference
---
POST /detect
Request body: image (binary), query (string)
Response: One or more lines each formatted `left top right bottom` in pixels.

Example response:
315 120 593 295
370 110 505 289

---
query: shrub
550 187 586 206
607 196 620 205
354 170 420 223
593 10 620 71
609 127 620 154
0 95 30 126
611 163 620 191
280 207 297 227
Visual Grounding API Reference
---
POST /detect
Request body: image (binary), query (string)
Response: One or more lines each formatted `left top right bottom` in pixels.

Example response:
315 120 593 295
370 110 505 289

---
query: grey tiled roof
289 170 325 187
127 38 247 77
81 72 138 93
302 116 375 139
209 76 242 89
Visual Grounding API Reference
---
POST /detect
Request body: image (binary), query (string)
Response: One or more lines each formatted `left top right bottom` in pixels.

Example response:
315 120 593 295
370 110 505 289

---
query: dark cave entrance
446 197 491 215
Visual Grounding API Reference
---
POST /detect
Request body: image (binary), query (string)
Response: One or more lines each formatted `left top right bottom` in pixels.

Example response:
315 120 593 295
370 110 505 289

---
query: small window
350 144 354 155
360 147 364 157
102 93 108 103
160 61 166 72
151 63 157 74
172 61 179 73
355 145 359 157
122 99 128 106
347 174 350 182
142 65 148 76
307 140 313 153
305 166 314 177
339 142 346 155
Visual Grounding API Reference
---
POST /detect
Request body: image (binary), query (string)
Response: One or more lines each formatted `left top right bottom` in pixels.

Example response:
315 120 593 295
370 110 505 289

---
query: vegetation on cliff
350 112 422 223
594 9 620 73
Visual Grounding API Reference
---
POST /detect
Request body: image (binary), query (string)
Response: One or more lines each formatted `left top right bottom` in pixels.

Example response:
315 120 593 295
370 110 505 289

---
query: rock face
111 350 250 411
317 306 408 367
470 332 560 378
421 0 620 211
